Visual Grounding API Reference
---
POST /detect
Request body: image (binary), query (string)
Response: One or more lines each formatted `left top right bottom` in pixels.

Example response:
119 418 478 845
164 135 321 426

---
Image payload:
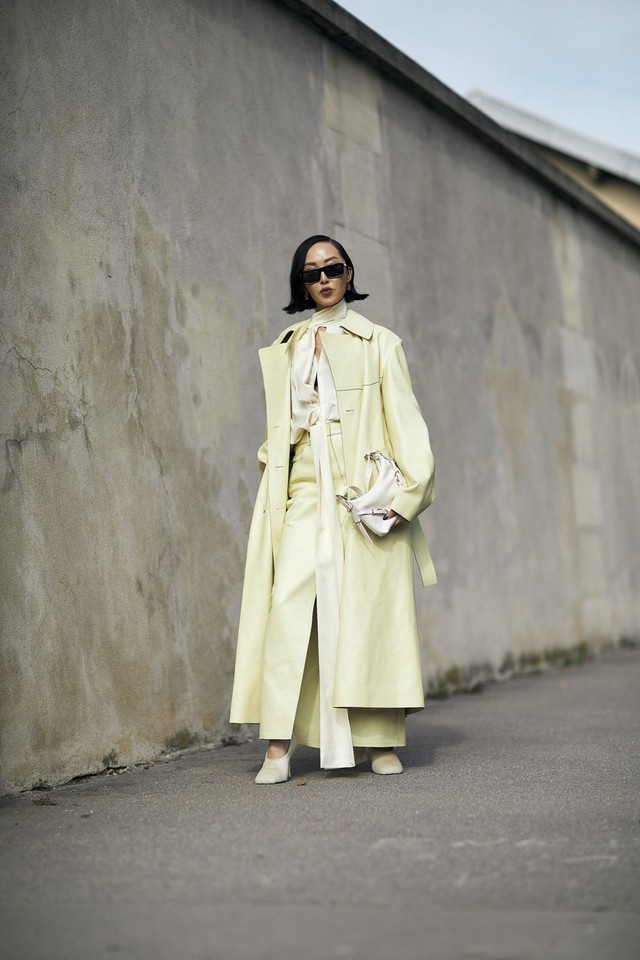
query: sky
336 0 640 157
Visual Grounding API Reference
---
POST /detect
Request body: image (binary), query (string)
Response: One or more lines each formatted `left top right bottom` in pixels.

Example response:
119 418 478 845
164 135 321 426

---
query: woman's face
302 242 352 310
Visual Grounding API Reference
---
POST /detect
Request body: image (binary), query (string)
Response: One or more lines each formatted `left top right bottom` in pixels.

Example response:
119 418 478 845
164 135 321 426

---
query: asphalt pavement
1 648 639 960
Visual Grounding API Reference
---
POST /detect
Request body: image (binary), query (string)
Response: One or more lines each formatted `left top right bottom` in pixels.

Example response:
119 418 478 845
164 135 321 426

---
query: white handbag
336 451 406 540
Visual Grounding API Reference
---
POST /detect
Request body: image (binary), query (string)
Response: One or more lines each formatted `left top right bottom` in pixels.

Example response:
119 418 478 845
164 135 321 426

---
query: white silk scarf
290 299 355 769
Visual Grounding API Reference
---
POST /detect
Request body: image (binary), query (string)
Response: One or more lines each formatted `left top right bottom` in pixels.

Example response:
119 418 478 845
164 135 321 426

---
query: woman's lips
320 288 333 296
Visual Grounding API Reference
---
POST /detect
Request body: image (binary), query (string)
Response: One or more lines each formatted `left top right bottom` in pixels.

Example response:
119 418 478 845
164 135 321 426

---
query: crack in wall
3 346 56 378
1 337 92 471
2 343 86 405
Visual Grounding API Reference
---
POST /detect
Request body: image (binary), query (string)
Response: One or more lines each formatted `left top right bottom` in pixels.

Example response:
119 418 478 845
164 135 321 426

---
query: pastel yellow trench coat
229 308 436 725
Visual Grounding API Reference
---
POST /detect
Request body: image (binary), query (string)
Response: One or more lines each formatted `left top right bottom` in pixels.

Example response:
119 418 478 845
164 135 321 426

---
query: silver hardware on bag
336 451 406 542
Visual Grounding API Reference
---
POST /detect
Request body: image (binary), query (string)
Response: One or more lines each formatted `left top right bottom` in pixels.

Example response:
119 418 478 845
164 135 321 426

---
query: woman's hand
384 509 405 527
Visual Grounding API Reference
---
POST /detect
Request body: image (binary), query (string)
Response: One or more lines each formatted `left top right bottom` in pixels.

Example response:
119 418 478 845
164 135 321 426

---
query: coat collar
340 309 374 340
273 308 373 349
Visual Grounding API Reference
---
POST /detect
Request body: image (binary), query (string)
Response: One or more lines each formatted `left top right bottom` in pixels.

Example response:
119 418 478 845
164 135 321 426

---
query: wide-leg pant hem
261 611 407 749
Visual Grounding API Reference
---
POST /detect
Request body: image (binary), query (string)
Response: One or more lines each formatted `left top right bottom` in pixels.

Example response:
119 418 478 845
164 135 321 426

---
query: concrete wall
1 0 639 794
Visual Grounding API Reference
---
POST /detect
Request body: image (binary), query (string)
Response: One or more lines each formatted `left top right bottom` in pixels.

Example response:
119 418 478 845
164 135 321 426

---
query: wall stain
484 285 537 490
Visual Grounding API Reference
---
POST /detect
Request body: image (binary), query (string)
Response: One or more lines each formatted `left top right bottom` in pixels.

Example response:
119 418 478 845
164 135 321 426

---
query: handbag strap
338 484 365 500
335 490 374 544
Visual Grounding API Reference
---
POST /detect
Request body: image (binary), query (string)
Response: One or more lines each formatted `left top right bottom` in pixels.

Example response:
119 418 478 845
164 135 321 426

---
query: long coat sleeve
381 338 435 522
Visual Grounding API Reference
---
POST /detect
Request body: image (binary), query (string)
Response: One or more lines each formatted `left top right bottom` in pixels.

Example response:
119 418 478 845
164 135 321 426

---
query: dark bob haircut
283 234 369 314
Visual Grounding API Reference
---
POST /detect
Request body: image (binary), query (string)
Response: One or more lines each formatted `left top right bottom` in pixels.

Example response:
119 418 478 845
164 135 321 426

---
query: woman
229 235 436 783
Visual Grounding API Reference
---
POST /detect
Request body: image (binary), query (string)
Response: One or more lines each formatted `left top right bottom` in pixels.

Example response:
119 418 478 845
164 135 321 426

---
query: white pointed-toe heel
370 747 403 775
254 736 298 784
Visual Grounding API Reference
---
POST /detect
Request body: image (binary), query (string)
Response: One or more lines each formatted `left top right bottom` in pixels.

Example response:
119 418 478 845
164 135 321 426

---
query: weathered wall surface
1 0 639 793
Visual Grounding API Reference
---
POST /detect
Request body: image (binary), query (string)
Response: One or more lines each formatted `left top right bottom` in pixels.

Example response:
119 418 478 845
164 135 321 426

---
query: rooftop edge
277 0 640 250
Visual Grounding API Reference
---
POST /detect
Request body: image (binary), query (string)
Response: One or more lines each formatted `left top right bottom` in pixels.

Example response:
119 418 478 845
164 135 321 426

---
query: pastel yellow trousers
259 424 406 749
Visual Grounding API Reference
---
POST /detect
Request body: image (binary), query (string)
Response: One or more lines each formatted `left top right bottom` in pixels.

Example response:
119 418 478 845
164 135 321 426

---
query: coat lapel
259 342 290 429
258 342 292 560
258 316 313 427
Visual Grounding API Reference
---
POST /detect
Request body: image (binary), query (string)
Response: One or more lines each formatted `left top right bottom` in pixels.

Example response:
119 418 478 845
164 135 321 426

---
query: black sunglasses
302 262 348 285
